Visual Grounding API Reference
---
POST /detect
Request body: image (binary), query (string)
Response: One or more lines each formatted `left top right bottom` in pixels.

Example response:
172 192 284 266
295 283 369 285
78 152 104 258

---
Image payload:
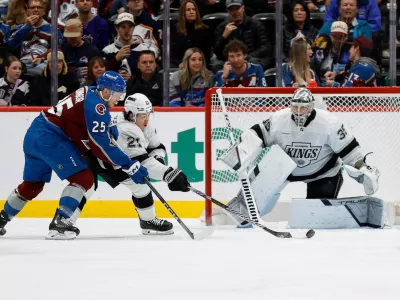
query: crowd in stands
0 0 395 107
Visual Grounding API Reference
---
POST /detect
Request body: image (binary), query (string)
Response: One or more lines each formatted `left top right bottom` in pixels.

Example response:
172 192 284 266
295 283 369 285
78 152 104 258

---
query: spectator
6 0 27 27
169 47 213 107
0 56 29 106
0 0 9 22
283 0 319 61
213 0 272 72
126 0 161 48
215 40 266 87
324 0 381 32
319 0 372 42
170 0 213 68
60 18 102 86
76 0 109 50
8 0 63 75
311 21 351 85
29 50 79 105
0 22 11 77
325 36 379 87
125 50 163 106
103 12 156 80
85 56 106 86
305 0 329 12
282 32 320 87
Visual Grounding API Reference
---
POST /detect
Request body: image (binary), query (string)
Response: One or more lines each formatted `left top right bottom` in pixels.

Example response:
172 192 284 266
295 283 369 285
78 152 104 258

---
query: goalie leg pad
289 197 385 229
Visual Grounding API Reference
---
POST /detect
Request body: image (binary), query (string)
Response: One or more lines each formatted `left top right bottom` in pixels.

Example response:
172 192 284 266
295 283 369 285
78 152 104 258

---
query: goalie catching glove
164 167 190 192
344 164 380 195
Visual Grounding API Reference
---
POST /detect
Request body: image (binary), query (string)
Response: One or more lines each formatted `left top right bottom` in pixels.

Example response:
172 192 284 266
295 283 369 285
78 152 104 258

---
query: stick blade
192 226 214 241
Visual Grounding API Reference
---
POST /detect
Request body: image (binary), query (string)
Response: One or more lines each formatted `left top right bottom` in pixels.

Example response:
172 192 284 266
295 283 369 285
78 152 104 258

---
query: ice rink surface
0 218 399 300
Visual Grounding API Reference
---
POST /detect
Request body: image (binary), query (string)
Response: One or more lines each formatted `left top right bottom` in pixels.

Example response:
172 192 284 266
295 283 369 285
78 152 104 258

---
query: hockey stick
190 186 315 239
216 88 262 223
144 178 214 240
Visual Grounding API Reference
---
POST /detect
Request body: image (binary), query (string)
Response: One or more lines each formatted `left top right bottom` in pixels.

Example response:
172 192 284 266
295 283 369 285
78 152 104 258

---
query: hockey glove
154 155 166 165
164 167 190 192
123 161 149 184
344 165 380 195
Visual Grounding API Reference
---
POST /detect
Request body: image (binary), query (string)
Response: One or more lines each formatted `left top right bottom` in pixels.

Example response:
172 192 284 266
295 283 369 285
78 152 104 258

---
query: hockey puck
306 229 315 239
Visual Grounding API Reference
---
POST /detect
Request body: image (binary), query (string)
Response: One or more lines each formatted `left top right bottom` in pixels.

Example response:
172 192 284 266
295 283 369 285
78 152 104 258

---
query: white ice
0 219 399 300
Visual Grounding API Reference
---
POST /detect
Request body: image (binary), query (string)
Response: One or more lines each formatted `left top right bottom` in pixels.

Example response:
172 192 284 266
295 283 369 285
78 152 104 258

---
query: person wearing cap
325 36 380 87
311 21 351 86
102 12 157 80
29 50 80 106
7 0 63 75
61 18 102 87
212 0 272 72
76 0 109 51
318 0 372 41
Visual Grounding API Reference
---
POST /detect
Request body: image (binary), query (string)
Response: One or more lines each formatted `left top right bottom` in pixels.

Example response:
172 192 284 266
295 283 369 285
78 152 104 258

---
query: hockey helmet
124 93 153 122
97 71 126 101
291 88 315 129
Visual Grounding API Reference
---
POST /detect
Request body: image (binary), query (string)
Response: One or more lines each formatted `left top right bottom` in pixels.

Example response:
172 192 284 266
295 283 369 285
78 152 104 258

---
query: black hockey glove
163 167 190 192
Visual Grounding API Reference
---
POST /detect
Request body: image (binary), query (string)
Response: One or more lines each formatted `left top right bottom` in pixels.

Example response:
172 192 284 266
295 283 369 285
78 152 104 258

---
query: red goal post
204 87 400 225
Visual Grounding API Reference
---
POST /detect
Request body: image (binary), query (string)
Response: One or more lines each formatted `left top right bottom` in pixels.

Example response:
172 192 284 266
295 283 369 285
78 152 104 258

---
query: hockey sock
136 205 156 221
3 190 28 221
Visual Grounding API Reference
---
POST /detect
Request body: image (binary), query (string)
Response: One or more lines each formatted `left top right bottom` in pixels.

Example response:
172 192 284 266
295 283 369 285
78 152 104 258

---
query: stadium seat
310 13 325 30
264 68 276 87
253 13 287 46
202 13 229 33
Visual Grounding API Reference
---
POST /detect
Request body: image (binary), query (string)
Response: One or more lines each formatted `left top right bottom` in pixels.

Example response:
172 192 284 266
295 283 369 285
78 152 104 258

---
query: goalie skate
46 213 80 240
140 217 174 235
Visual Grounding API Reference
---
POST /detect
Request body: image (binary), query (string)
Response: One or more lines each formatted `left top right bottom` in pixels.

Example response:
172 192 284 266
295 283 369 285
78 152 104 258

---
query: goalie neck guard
124 93 154 122
291 88 315 130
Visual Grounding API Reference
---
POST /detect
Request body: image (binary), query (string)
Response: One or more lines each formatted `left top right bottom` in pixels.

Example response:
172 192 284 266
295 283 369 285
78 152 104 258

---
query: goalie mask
124 93 154 128
291 88 315 129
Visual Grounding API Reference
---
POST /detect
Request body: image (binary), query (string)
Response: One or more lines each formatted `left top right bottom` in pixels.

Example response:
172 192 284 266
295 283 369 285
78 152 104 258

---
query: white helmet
124 93 153 122
291 88 315 130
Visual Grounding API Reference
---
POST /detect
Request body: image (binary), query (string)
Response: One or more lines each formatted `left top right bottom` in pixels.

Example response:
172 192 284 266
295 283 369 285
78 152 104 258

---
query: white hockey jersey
114 114 168 180
251 108 364 182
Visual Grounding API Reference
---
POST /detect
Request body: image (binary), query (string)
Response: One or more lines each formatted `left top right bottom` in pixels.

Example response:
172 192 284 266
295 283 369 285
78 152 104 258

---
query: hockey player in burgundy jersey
83 93 190 235
0 71 148 239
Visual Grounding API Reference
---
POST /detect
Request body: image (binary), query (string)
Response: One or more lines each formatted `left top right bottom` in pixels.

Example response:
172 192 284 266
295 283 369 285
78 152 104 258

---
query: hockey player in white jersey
84 93 190 234
219 88 381 226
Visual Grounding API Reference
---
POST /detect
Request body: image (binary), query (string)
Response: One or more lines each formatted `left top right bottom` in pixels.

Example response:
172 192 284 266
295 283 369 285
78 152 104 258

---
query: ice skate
47 213 80 240
0 210 8 236
140 217 173 235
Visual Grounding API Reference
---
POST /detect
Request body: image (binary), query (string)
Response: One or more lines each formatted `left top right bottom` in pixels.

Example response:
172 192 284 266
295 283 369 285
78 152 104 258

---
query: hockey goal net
204 87 400 225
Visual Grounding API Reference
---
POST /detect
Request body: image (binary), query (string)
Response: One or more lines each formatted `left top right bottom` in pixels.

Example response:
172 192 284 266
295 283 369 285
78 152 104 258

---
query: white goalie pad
220 130 263 174
290 197 386 229
209 145 297 225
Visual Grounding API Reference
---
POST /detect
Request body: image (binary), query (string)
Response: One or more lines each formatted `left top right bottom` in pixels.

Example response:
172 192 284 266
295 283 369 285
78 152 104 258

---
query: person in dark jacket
124 50 163 106
29 50 80 106
170 0 213 69
85 56 106 86
283 0 319 61
212 0 272 72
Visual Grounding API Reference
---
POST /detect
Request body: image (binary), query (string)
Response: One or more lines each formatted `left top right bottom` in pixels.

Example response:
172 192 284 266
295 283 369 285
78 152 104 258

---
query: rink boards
0 108 399 218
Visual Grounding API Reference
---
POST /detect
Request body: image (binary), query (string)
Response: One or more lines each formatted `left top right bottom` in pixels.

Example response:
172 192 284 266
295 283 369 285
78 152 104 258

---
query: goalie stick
144 178 214 241
216 88 262 223
190 186 315 239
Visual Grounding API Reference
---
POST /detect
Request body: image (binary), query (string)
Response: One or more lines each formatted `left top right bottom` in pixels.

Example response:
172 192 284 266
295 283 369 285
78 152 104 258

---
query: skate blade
46 230 77 240
0 228 6 236
141 229 174 236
